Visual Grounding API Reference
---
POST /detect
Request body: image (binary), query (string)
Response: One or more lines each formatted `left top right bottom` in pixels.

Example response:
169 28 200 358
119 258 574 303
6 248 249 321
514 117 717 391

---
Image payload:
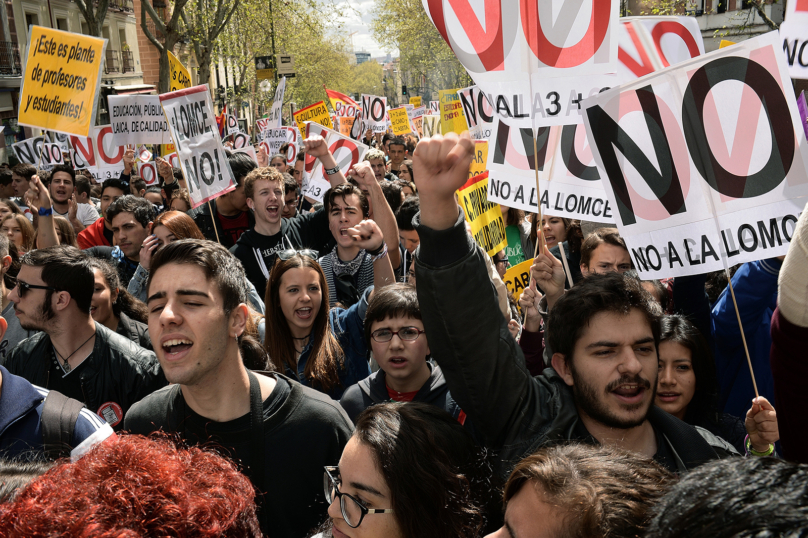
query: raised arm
303 136 347 188
412 133 548 448
348 161 401 270
27 176 59 249
348 218 395 298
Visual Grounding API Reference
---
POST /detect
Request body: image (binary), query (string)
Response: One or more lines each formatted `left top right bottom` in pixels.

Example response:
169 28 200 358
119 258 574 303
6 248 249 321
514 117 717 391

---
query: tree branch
141 1 165 52
749 0 778 31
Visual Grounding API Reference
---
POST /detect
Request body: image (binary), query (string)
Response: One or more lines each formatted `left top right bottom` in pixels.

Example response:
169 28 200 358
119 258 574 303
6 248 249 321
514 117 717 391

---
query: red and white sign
301 122 369 202
69 125 126 181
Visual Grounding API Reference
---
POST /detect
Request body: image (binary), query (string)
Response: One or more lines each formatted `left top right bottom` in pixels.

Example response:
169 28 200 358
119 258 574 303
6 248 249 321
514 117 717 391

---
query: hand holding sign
26 175 52 213
530 245 565 309
745 396 779 453
156 157 173 183
519 279 543 333
412 132 475 231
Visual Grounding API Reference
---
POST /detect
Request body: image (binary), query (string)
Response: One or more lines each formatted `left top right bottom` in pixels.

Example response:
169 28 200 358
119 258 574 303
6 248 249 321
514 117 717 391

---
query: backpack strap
41 390 86 459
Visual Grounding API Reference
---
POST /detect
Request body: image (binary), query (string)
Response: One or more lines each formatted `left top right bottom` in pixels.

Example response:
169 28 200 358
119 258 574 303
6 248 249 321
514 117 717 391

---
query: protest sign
389 107 411 135
139 161 158 185
19 26 106 137
458 85 494 141
168 51 192 91
231 132 249 149
226 114 240 135
301 122 369 202
326 87 358 117
334 115 356 137
503 258 534 306
780 0 808 79
799 91 808 140
422 115 441 137
68 125 126 181
469 141 488 179
267 76 286 128
361 94 388 133
11 135 49 166
412 115 423 137
439 89 467 135
137 145 152 162
293 100 332 135
48 131 70 152
160 84 236 208
581 31 808 279
234 145 258 164
163 152 180 169
422 0 620 128
41 143 64 168
429 100 439 114
107 95 171 146
409 96 422 107
458 171 507 256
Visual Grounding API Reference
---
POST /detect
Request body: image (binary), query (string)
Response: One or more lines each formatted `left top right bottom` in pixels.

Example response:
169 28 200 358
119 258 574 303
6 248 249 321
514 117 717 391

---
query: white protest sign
429 101 439 114
234 145 258 164
457 85 494 141
163 152 180 169
781 0 808 80
335 100 358 117
262 128 287 155
160 84 236 208
137 144 152 162
301 121 369 202
232 132 249 149
581 31 808 279
41 143 64 167
139 161 158 185
48 131 70 152
11 135 50 166
68 126 126 181
267 76 286 129
226 114 240 135
422 0 620 128
422 115 440 137
361 94 387 133
107 95 171 145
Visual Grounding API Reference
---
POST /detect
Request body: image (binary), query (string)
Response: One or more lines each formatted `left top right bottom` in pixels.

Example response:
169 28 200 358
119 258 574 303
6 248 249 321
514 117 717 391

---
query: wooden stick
557 241 574 289
207 200 222 244
725 269 760 398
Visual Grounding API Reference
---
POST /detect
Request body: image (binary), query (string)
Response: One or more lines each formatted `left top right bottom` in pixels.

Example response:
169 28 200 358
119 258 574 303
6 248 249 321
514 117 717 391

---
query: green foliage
370 0 471 99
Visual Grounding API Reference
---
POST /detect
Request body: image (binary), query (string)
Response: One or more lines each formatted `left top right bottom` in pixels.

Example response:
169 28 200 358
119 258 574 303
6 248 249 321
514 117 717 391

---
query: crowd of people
0 128 803 537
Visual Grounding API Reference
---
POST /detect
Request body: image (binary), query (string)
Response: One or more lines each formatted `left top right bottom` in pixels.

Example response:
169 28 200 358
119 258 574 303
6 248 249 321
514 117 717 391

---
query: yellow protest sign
719 40 736 49
168 51 191 91
19 26 106 137
469 140 488 179
439 89 467 135
412 115 423 137
457 171 507 256
294 101 333 134
409 96 422 107
389 106 411 135
161 143 175 156
503 258 534 306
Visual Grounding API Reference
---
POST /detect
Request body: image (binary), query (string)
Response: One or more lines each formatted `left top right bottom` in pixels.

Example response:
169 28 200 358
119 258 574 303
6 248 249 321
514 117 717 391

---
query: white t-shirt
54 203 100 228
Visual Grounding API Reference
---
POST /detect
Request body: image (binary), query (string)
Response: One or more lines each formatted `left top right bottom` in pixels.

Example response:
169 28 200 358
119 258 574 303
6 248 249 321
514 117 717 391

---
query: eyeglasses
277 248 318 261
324 466 393 528
370 326 425 343
15 279 59 297
494 257 509 267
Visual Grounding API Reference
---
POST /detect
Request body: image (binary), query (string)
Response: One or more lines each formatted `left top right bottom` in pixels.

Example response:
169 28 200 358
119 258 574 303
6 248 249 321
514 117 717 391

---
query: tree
74 0 110 37
181 0 241 86
349 61 384 97
141 0 192 93
370 0 471 100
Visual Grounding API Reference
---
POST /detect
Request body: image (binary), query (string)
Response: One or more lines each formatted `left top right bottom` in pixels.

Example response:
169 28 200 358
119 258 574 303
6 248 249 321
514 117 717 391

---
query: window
81 21 89 35
25 13 38 34
119 28 127 48
56 18 68 32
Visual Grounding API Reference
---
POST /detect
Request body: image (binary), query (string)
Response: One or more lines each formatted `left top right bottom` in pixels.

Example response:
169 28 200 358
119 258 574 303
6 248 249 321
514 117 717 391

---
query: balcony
105 48 120 74
121 50 135 73
108 0 134 12
0 42 21 76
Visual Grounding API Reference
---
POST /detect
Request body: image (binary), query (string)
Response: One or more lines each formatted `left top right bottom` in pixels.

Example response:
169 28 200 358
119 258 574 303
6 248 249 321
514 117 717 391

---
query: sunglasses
277 249 318 261
15 279 59 297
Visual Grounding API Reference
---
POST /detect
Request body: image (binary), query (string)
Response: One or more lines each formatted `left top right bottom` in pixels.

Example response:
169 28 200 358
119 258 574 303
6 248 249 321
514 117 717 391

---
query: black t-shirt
102 221 114 245
45 349 90 404
573 419 680 473
123 373 354 538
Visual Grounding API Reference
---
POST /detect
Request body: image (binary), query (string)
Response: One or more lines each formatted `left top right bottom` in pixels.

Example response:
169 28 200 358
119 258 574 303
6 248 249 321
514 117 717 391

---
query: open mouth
295 307 312 320
611 384 647 404
266 205 279 217
162 338 193 357
388 356 408 368
90 306 97 315
545 235 556 244
339 227 350 237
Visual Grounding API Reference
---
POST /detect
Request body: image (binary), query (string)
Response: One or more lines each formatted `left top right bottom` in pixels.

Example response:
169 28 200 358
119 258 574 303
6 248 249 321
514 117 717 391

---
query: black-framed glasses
371 326 425 343
324 466 393 528
277 248 318 261
15 279 58 297
494 257 509 267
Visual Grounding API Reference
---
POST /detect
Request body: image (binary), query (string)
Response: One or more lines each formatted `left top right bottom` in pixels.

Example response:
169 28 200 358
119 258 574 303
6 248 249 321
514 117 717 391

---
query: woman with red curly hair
0 434 262 537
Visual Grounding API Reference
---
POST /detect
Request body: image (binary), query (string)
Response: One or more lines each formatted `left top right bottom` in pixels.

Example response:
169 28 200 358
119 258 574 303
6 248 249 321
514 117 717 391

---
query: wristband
368 243 388 262
325 165 341 176
745 435 774 457
367 241 386 256
38 207 53 217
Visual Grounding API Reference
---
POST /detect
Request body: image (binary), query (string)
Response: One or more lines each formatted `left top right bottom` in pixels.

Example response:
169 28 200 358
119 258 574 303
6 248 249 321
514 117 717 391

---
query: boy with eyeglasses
339 284 469 427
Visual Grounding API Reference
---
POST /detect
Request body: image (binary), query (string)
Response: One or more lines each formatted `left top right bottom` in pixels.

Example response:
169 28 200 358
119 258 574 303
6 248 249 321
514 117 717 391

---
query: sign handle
725 270 760 398
207 200 222 244
557 241 574 289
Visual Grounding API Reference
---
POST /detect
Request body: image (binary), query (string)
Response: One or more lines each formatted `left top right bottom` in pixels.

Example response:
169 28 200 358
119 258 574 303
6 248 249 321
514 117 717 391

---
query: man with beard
0 244 165 429
77 179 127 249
47 164 99 233
409 132 737 480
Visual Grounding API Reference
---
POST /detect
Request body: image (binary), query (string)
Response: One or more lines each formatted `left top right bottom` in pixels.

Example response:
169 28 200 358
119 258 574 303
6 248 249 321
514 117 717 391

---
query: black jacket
0 322 166 428
413 210 738 480
85 246 139 288
230 208 335 296
116 312 152 350
187 199 254 249
340 362 465 423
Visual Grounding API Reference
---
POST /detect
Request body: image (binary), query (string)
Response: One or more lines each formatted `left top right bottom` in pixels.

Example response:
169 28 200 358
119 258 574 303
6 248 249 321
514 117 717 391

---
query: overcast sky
338 0 399 58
